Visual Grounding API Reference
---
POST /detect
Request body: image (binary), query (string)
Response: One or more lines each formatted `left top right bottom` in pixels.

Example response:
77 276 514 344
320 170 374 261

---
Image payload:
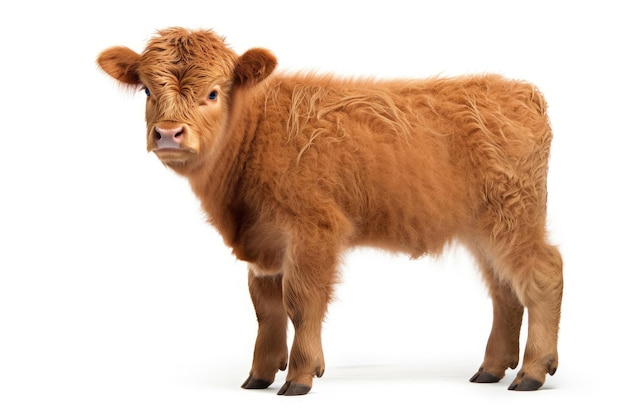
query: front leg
242 271 288 390
277 237 340 396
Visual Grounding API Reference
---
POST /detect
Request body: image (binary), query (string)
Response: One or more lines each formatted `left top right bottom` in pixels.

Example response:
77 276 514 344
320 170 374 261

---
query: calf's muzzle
153 125 185 150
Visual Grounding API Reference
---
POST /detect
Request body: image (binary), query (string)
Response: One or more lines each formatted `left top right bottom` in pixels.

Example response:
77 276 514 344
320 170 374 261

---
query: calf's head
97 27 277 172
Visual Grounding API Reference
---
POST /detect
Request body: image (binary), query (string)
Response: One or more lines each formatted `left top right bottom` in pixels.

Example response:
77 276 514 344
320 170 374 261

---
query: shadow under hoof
241 375 272 390
469 371 501 383
508 378 543 391
277 381 311 396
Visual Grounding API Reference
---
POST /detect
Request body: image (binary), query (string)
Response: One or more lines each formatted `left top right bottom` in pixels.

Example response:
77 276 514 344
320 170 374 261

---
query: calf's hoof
508 377 543 391
508 356 555 391
470 370 501 383
241 375 273 390
277 381 311 396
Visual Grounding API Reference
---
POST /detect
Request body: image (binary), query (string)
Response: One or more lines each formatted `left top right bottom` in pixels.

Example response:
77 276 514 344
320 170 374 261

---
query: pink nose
154 125 184 149
155 126 184 143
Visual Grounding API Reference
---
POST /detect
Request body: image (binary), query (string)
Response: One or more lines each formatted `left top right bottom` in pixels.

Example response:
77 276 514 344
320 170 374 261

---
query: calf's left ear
233 48 277 87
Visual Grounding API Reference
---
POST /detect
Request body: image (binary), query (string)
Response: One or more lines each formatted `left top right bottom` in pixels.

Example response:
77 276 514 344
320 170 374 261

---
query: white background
1 1 624 415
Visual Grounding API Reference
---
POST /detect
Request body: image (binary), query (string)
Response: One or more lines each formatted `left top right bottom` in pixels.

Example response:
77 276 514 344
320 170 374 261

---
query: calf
97 27 563 395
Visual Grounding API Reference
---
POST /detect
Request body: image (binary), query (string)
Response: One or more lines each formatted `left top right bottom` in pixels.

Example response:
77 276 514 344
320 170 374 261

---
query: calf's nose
155 126 184 143
153 125 185 149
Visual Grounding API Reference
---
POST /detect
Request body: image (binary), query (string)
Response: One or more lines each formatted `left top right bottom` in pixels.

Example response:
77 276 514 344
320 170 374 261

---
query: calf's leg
482 238 563 390
277 237 339 396
470 253 524 383
506 242 563 390
242 271 289 389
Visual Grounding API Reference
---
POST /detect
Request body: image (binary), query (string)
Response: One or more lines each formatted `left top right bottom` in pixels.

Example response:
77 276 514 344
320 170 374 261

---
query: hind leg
480 236 563 390
505 242 563 390
242 271 289 390
470 251 524 383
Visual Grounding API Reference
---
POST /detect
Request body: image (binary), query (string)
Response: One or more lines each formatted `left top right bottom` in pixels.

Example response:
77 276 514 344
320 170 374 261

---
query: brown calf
97 27 563 396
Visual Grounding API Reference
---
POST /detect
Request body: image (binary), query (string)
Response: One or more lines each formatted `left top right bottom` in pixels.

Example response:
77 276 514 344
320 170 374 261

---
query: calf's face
97 28 276 171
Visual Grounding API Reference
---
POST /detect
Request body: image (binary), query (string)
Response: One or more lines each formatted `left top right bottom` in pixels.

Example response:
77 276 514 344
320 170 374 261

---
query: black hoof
241 375 272 389
508 378 543 391
277 381 311 396
470 371 501 383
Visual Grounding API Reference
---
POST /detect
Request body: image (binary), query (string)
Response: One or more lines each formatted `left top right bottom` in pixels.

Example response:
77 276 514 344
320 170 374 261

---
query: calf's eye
144 87 151 97
208 90 218 101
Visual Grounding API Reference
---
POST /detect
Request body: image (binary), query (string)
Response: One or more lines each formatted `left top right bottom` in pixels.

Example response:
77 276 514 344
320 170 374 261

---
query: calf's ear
97 46 142 86
233 48 277 87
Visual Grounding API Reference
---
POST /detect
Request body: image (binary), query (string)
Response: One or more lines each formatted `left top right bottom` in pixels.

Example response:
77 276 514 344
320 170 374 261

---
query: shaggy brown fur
98 27 563 396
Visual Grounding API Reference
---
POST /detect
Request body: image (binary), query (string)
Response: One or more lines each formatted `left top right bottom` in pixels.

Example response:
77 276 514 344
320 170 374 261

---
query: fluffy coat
97 28 563 396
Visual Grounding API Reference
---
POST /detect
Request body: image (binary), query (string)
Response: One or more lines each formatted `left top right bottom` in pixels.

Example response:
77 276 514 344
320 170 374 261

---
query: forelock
138 27 238 87
136 28 238 118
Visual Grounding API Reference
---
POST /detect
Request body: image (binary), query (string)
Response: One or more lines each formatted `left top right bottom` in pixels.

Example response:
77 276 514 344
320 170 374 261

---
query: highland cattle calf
97 27 563 396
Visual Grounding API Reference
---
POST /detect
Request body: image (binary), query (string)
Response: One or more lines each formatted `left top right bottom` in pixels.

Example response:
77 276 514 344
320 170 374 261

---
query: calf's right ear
97 46 142 86
233 48 277 87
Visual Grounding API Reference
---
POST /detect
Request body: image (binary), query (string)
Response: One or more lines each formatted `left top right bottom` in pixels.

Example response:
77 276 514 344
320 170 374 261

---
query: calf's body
98 28 563 395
